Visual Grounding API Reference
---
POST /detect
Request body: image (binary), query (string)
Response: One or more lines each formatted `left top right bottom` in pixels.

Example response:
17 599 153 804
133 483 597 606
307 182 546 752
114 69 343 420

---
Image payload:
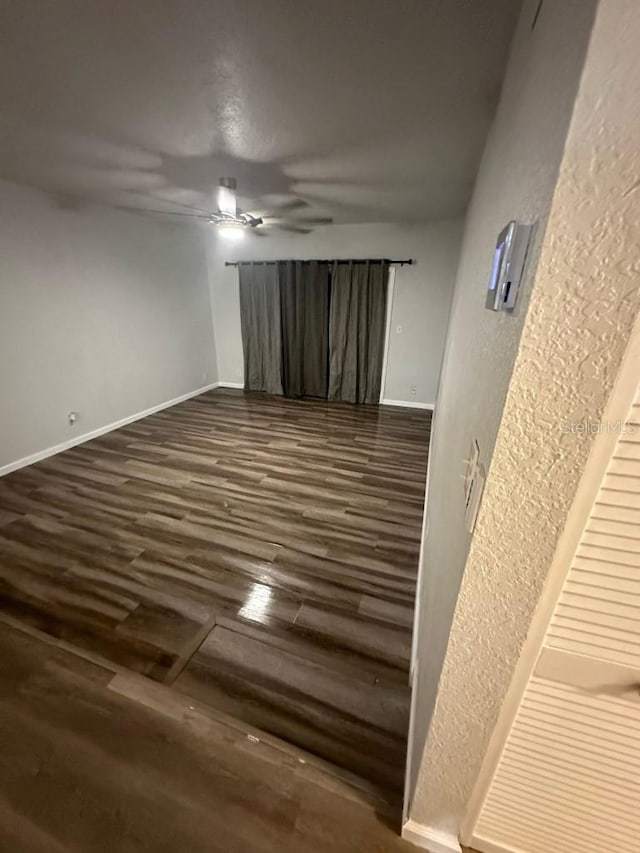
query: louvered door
470 391 640 853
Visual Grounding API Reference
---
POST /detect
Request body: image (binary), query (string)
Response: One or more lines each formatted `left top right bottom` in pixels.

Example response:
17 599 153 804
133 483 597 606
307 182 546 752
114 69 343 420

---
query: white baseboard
402 821 461 853
216 385 429 406
469 834 525 853
381 398 434 410
0 381 220 478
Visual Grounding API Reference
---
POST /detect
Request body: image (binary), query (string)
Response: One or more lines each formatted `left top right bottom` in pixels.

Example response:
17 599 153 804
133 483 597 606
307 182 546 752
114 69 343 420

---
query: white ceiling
0 0 520 224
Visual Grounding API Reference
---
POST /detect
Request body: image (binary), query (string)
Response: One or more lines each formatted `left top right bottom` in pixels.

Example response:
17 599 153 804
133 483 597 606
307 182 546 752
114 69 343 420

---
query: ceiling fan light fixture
200 176 317 235
213 219 245 239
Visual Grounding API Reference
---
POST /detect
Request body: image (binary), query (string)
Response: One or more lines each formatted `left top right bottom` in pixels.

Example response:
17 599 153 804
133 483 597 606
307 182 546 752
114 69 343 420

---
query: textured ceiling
0 0 520 224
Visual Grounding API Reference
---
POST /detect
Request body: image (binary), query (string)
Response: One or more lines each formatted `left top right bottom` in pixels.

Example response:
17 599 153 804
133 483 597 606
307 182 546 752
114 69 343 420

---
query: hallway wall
409 0 640 840
406 0 598 831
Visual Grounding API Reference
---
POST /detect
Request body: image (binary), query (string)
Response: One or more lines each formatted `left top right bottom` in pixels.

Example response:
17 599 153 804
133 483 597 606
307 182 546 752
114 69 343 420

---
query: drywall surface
410 0 640 835
0 180 217 469
205 220 462 405
406 0 598 819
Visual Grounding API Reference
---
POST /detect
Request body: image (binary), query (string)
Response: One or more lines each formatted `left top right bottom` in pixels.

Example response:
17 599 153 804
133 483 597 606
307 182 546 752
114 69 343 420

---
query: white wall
0 180 217 471
406 0 598 827
205 221 462 406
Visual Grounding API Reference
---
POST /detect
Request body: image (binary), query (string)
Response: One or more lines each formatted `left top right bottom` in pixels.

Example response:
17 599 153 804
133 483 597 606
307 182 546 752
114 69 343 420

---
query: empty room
1 1 639 852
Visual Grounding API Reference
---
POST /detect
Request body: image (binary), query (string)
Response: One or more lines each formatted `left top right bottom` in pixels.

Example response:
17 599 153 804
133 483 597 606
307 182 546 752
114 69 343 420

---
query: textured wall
205 220 463 405
406 0 597 807
0 180 216 470
410 0 640 835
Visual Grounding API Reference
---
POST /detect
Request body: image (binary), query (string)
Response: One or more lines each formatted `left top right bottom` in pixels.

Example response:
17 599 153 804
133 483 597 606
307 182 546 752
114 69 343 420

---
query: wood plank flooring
0 389 430 797
0 619 426 852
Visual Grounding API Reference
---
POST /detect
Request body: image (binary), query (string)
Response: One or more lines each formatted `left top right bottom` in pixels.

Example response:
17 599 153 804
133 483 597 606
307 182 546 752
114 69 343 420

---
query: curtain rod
224 258 413 267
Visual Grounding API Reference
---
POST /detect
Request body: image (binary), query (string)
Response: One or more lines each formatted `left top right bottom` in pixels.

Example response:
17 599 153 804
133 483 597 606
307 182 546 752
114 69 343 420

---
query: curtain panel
279 260 331 399
238 260 389 404
238 263 283 395
328 260 389 404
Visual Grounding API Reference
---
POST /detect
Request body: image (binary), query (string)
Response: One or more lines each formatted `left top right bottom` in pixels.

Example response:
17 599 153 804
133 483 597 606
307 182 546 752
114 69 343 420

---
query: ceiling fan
124 177 333 236
208 177 264 230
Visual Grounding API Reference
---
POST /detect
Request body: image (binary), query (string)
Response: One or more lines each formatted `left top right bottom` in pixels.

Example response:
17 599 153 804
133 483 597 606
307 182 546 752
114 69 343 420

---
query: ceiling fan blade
112 205 211 219
275 198 308 212
299 216 333 225
129 190 215 216
250 198 309 218
263 215 333 226
274 224 313 234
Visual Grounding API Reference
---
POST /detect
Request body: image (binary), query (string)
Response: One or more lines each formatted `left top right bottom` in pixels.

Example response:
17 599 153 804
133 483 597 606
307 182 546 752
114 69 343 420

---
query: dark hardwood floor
0 619 424 853
0 389 430 798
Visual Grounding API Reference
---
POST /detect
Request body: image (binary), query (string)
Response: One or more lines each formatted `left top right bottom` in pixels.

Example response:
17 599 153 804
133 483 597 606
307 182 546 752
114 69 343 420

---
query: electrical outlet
409 384 417 397
396 325 403 334
68 411 78 426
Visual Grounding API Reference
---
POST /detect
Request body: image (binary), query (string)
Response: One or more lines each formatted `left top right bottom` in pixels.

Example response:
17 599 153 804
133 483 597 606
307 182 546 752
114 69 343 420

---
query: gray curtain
238 259 389 404
328 261 389 404
279 260 331 398
238 263 283 395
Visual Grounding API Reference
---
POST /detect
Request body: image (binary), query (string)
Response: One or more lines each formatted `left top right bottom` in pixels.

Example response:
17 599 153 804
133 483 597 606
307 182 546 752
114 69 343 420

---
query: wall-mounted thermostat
486 220 533 312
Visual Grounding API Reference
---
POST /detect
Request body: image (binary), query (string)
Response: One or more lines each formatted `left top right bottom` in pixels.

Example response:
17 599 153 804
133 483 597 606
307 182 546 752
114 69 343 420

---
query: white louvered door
469 390 640 853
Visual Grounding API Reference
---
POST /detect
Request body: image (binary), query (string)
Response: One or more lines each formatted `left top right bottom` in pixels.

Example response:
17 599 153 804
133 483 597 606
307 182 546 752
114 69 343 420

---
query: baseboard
469 834 526 853
381 398 434 410
401 821 461 853
0 381 220 478
217 385 429 406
